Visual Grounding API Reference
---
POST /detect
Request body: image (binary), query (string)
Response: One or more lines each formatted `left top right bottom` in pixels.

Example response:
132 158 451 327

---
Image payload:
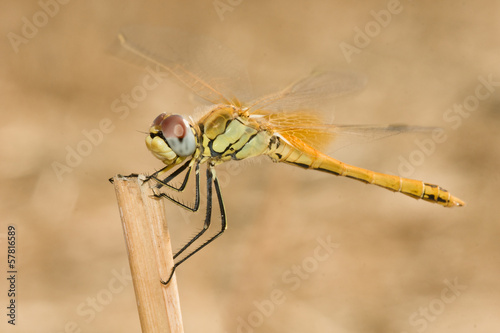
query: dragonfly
117 26 465 284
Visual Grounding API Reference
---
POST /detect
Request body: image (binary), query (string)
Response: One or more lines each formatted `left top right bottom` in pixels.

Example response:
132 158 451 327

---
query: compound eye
152 113 168 126
160 115 196 157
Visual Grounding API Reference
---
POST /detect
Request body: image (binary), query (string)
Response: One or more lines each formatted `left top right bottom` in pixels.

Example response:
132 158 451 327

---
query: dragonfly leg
151 162 201 212
161 166 227 285
147 159 193 191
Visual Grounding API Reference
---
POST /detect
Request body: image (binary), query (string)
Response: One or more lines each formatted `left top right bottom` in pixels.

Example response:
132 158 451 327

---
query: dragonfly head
146 113 197 165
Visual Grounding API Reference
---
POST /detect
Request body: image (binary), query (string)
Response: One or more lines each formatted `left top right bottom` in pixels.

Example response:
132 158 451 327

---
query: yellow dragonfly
117 27 465 284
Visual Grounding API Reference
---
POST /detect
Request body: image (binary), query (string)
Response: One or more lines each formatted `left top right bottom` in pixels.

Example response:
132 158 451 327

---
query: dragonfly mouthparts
149 131 165 141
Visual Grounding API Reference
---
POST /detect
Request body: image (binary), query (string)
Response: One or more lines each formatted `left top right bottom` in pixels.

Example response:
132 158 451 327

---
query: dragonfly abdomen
338 164 465 207
268 138 465 207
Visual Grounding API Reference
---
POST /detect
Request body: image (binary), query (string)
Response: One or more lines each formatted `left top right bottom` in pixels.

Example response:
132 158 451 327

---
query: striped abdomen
268 137 465 207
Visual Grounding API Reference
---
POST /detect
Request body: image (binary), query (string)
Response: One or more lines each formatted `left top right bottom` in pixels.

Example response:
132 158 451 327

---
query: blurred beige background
1 1 499 332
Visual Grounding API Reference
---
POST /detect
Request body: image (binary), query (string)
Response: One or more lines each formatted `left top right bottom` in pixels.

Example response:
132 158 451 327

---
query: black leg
148 159 193 192
172 166 214 260
161 166 227 285
152 162 200 212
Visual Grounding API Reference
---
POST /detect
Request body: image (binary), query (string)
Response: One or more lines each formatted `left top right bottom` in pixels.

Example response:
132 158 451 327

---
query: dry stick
112 174 184 333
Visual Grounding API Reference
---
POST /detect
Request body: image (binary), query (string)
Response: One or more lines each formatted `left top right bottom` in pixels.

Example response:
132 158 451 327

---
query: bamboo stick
112 174 184 333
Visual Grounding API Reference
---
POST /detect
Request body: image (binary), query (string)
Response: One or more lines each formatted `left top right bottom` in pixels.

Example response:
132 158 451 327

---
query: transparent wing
114 27 365 114
246 70 367 112
255 111 435 152
325 124 436 152
114 26 253 105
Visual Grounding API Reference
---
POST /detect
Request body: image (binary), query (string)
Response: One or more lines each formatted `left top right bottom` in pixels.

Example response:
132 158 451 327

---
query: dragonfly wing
115 26 253 106
325 124 437 152
247 70 367 112
259 111 435 152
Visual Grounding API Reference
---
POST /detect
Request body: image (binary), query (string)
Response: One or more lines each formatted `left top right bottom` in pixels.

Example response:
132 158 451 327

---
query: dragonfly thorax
198 106 273 163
